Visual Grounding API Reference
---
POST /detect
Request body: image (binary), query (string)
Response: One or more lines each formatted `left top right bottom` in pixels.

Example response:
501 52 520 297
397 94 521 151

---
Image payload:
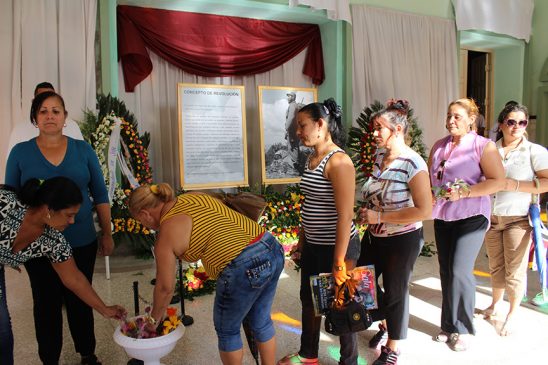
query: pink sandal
277 353 320 365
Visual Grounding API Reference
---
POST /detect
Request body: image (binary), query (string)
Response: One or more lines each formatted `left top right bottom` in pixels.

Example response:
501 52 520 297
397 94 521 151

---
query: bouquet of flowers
119 306 182 339
432 178 470 200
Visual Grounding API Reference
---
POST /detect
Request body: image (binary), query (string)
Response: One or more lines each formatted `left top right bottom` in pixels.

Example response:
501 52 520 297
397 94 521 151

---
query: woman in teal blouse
5 91 114 365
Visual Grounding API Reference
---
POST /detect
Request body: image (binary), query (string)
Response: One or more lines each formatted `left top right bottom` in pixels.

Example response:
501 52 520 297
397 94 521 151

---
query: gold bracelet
514 180 520 192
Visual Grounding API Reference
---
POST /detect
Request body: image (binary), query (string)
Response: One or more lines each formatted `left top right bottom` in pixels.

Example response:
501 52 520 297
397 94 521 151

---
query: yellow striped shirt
160 193 265 279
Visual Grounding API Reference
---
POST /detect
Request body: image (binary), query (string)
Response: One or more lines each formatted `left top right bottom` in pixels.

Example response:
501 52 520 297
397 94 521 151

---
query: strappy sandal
434 330 450 343
448 333 467 352
277 353 320 365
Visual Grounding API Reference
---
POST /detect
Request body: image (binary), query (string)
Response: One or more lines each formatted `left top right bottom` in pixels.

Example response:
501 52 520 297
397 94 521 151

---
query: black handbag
324 279 372 336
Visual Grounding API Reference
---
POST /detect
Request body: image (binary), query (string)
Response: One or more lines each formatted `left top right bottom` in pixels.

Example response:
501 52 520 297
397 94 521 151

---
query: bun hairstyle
495 102 529 141
298 97 347 148
18 177 82 210
30 91 67 126
128 183 175 216
371 98 410 134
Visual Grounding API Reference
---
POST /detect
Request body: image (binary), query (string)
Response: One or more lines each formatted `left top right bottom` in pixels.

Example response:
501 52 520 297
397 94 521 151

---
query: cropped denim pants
214 232 285 352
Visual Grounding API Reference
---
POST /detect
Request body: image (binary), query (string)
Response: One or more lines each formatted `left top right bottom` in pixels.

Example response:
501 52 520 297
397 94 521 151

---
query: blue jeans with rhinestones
0 265 14 365
213 232 285 352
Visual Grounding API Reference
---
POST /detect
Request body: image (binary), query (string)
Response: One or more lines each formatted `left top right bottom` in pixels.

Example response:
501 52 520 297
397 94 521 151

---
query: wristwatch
334 265 344 271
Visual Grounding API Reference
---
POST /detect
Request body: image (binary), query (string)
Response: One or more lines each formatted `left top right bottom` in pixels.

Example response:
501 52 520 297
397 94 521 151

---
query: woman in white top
357 100 431 365
482 103 548 335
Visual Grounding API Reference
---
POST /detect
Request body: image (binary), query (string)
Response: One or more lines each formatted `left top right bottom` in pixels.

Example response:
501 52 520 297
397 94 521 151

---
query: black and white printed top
361 147 427 237
300 149 357 245
0 189 72 268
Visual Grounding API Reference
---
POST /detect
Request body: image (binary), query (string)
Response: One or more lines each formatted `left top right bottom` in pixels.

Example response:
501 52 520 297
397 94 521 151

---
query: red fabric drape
117 5 325 92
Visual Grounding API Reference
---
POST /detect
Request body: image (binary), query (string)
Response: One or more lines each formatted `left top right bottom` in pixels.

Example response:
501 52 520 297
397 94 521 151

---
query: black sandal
81 354 102 365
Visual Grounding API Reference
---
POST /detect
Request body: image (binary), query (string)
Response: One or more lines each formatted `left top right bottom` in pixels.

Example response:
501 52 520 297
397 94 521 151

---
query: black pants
434 216 488 335
358 229 423 340
299 237 359 365
25 241 98 365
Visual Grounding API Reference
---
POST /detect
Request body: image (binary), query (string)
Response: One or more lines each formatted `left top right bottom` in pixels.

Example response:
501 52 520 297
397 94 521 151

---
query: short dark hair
34 82 55 96
17 177 82 211
29 91 66 126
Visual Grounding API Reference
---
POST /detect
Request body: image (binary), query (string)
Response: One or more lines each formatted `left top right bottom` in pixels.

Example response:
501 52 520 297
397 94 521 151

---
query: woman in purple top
428 98 504 351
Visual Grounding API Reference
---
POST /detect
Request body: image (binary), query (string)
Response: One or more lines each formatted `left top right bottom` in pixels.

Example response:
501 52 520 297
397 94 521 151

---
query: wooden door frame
460 47 494 132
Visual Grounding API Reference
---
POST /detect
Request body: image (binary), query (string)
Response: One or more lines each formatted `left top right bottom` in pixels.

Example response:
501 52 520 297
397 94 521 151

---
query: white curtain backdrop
118 49 314 188
351 5 458 151
0 0 96 182
452 0 534 42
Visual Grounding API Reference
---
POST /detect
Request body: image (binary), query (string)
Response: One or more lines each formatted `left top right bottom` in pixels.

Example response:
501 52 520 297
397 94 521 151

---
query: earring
46 211 51 220
64 123 67 128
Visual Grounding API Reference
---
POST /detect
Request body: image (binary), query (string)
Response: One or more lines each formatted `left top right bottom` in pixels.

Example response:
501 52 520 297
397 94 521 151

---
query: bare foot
500 316 514 336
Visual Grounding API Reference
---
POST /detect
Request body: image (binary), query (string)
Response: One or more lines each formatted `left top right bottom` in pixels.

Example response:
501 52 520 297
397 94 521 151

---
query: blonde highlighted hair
128 183 175 216
447 98 479 131
448 98 480 118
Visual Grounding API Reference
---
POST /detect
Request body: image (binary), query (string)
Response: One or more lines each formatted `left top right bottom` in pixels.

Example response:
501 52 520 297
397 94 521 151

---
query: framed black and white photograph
258 86 317 184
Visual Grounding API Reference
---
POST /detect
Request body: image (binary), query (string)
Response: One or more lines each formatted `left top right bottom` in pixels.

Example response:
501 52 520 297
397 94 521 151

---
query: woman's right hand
289 244 302 267
102 305 127 320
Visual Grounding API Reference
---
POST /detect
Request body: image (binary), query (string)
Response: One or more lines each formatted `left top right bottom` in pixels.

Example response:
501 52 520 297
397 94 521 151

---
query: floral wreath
91 113 153 208
348 100 427 185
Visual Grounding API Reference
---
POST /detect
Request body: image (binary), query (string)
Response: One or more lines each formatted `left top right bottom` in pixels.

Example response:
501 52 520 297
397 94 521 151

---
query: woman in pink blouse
428 98 505 351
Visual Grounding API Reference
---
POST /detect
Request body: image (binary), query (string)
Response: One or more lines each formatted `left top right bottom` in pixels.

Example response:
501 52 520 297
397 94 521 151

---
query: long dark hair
495 102 529 142
29 91 66 126
298 98 346 148
17 177 82 210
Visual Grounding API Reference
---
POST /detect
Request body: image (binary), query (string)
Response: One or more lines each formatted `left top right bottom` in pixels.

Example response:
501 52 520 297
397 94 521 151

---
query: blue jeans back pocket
246 260 273 289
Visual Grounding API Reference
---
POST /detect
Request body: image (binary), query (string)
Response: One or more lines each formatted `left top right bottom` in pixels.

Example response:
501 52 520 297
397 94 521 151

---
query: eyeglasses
504 119 528 128
436 160 446 181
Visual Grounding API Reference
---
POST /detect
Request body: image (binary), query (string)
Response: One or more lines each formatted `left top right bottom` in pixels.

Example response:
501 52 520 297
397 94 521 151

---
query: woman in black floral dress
0 177 125 365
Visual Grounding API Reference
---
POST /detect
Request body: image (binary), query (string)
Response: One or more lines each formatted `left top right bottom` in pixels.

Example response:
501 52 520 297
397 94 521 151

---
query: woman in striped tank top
129 184 285 365
357 100 432 365
278 99 360 365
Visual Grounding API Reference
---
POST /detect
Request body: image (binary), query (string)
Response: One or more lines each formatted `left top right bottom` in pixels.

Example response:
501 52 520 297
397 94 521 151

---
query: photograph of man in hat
285 91 300 168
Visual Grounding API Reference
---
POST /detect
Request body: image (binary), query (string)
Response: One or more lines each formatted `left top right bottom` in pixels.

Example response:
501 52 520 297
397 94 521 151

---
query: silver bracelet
514 180 520 192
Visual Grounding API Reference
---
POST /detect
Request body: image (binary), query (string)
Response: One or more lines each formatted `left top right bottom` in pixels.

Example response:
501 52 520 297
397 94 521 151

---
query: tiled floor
6 221 548 364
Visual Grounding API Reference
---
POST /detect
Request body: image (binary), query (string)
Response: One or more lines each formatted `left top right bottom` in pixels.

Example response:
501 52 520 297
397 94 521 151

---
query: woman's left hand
446 187 463 202
333 264 351 286
98 234 115 256
357 207 379 225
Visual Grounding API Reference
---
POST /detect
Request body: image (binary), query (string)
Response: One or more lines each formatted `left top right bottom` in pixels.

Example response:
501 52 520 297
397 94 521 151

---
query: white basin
113 317 185 365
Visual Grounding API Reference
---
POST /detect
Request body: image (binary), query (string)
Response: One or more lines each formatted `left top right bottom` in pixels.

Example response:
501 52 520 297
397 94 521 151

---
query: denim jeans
214 232 285 352
0 265 14 365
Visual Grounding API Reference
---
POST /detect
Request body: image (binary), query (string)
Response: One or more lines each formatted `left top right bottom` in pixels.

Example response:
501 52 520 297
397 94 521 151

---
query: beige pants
485 215 531 300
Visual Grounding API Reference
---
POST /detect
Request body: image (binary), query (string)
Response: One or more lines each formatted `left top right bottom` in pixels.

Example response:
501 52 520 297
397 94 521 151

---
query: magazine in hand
310 265 377 316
